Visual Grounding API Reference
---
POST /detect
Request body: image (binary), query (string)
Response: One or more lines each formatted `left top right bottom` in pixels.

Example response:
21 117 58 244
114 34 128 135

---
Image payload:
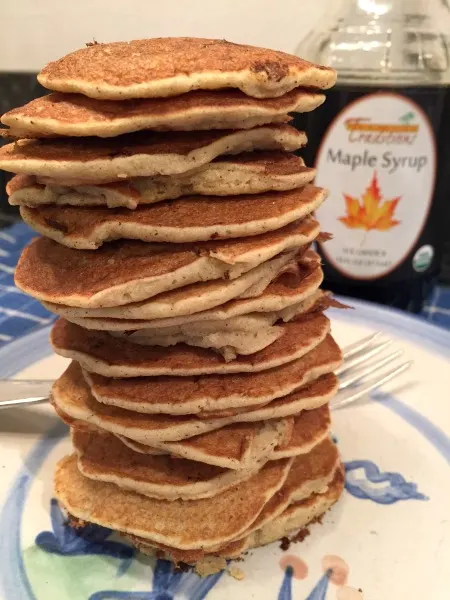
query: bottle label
314 92 436 280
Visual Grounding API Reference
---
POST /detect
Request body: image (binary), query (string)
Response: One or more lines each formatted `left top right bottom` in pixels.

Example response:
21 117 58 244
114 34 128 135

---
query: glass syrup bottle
295 0 450 312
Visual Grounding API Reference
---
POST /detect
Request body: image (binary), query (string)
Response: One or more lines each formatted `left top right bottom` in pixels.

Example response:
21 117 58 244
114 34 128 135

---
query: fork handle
0 380 53 408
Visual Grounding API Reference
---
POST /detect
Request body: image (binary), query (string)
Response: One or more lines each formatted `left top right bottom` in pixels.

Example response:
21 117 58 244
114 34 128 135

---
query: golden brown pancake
73 427 337 510
118 420 293 471
43 251 299 324
20 185 327 249
54 452 293 550
50 313 331 376
72 429 260 501
51 361 337 444
83 335 341 414
0 124 306 182
1 88 324 138
52 279 326 332
16 218 319 308
121 405 331 469
42 249 320 323
67 462 344 567
53 401 294 470
7 153 316 208
113 467 344 568
38 37 336 99
71 301 321 360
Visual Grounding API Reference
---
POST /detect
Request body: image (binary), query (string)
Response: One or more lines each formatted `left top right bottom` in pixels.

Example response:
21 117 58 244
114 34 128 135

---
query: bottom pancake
54 453 293 550
55 438 340 551
74 467 344 575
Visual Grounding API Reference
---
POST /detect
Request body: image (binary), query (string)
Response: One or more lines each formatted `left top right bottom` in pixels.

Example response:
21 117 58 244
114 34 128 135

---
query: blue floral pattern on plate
89 557 222 600
344 459 428 504
36 499 135 564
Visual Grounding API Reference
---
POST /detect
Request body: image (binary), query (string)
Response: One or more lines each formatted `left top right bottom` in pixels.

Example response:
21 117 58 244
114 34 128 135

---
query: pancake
72 429 260 501
83 335 342 414
115 420 294 471
65 260 324 329
43 250 298 320
1 88 324 138
111 323 283 359
41 246 319 324
0 124 306 182
7 153 315 208
50 313 331 376
20 185 327 249
80 438 338 561
51 361 338 444
89 293 330 358
54 452 293 550
53 401 294 470
121 405 330 471
115 467 344 568
37 37 336 99
16 218 319 308
63 273 327 338
78 443 341 567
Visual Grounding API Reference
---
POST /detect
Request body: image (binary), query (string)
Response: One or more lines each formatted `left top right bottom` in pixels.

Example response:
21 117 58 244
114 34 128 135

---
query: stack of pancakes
0 38 344 574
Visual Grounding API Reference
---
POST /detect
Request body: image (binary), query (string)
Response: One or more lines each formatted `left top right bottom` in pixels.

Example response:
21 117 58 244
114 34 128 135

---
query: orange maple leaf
338 172 401 231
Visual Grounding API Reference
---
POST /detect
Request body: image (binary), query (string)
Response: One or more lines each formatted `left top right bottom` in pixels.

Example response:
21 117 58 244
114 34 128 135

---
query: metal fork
0 332 412 409
332 332 412 410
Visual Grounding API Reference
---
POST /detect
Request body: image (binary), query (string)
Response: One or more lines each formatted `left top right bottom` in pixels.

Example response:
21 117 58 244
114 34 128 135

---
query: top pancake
38 38 336 100
55 453 292 549
1 88 324 138
0 124 306 182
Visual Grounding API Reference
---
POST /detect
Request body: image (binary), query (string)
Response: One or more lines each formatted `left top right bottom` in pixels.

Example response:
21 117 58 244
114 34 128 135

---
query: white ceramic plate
0 299 449 600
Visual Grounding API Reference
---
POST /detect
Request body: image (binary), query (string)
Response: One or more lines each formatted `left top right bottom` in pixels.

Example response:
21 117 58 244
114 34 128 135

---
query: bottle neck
348 0 447 15
328 0 450 85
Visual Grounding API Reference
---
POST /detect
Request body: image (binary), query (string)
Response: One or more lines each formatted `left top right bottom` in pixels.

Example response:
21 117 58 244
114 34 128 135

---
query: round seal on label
413 245 434 273
314 92 436 281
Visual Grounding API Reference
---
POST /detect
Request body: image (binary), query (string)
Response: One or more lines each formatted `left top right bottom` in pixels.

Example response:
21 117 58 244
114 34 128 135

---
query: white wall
0 0 330 71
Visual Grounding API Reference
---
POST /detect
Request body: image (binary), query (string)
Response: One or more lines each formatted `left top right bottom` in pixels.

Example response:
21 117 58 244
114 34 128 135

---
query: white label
315 93 436 280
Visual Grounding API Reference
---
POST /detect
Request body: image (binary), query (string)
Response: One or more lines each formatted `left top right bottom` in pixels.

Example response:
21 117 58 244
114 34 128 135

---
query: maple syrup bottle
295 0 450 312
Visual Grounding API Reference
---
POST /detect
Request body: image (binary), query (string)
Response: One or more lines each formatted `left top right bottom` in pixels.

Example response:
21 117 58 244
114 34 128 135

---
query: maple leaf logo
338 171 401 231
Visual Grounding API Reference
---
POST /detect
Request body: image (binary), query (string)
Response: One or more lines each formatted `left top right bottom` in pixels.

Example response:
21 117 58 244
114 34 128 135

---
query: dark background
0 74 46 227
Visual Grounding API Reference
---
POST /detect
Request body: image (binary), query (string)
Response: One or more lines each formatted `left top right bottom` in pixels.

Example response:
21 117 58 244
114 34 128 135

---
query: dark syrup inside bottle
294 84 450 312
